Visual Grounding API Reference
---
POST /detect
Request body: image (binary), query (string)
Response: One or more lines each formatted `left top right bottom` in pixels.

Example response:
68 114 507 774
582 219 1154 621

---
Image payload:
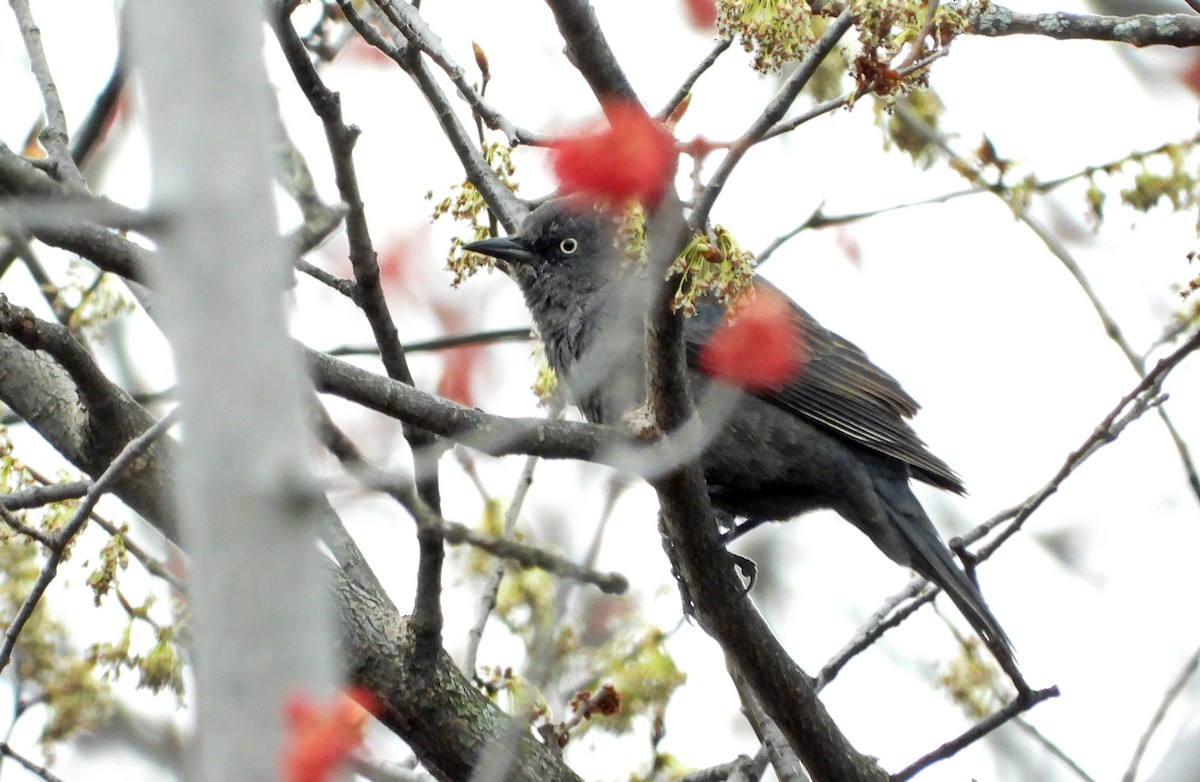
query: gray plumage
465 199 1021 682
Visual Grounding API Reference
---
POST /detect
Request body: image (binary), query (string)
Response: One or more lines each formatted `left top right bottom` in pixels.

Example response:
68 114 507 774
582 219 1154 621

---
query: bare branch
336 0 524 231
461 402 564 674
0 296 583 782
657 38 734 122
968 7 1200 48
542 0 638 102
332 570 587 782
638 189 888 779
679 751 771 782
327 327 535 357
318 413 628 595
819 331 1194 686
0 143 151 283
889 686 1060 781
690 8 854 230
274 3 447 653
893 100 1200 508
370 0 532 144
1122 643 1200 782
0 742 64 782
7 0 87 188
760 49 948 143
1014 717 1100 782
0 504 54 547
0 410 176 677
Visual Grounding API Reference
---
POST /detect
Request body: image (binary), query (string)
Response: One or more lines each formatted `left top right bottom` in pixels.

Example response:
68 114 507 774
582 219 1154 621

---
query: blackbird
465 199 1021 681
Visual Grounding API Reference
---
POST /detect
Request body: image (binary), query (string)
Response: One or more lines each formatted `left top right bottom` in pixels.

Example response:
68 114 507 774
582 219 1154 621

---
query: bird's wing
683 283 965 493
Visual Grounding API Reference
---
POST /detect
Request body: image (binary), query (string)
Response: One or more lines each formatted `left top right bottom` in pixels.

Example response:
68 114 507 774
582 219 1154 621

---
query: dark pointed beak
463 236 538 265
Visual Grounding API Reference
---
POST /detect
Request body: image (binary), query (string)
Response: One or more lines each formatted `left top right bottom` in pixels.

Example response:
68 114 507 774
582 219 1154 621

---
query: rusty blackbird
465 199 1021 683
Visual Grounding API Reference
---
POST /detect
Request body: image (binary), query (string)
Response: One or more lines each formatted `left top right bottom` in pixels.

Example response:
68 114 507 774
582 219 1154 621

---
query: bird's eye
559 238 579 255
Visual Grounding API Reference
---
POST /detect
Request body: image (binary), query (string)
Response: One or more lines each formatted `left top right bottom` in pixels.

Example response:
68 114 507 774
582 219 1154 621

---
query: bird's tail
874 479 1025 688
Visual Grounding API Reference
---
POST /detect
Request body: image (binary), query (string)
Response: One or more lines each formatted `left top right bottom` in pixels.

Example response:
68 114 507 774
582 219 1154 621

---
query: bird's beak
462 236 538 265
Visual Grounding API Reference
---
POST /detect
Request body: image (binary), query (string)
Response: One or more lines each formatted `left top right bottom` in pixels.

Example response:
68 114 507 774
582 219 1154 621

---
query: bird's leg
721 516 768 544
948 536 986 592
711 510 759 591
658 511 696 619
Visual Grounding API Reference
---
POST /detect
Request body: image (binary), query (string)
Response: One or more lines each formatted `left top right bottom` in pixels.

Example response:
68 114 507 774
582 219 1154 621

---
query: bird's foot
728 552 758 592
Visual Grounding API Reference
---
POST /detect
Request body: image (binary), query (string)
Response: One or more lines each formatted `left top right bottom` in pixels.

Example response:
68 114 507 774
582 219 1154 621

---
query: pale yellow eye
559 238 579 255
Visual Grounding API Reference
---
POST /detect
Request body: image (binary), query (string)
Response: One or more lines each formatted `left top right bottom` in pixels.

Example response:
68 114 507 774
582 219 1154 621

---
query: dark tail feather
875 480 1026 689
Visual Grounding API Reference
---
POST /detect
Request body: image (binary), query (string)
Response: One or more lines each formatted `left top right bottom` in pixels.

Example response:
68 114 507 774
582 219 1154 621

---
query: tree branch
690 8 854 231
968 7 1200 48
542 0 638 102
332 569 587 782
658 38 734 123
273 1 446 660
7 0 87 188
0 309 588 782
1122 642 1200 782
0 410 175 677
0 306 178 539
893 100 1200 509
337 0 524 231
370 0 532 144
889 685 1060 781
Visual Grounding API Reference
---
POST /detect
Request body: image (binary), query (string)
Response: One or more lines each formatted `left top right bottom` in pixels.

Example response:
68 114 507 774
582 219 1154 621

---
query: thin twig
296 258 356 297
1013 716 1099 782
0 409 177 676
0 505 54 547
328 327 534 357
679 750 769 782
818 340 1189 686
7 0 87 188
889 686 1060 781
893 100 1200 508
760 49 949 142
690 9 854 231
468 440 628 782
897 0 940 69
274 6 448 654
755 186 980 266
657 38 734 122
815 581 929 690
0 742 64 782
336 0 524 230
462 401 563 675
1122 642 1200 782
17 467 185 594
317 414 626 594
371 0 532 145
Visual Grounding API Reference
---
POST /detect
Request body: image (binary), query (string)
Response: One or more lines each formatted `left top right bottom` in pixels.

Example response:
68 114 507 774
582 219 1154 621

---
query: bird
464 198 1023 685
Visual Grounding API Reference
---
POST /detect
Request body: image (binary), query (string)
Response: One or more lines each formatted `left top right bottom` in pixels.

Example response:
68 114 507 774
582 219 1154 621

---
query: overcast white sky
4 1 1200 780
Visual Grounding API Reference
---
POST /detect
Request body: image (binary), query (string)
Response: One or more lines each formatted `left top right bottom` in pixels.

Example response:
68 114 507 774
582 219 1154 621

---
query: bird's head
463 199 623 304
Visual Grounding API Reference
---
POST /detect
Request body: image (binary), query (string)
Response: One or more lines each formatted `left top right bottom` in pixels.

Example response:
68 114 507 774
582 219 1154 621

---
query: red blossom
437 346 480 407
341 36 395 66
682 0 718 30
697 287 807 391
1182 52 1200 97
549 101 677 207
281 687 378 782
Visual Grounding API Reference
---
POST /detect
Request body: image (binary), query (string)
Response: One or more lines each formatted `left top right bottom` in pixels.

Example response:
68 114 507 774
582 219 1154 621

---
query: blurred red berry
697 287 807 391
281 687 378 782
437 346 480 407
549 101 677 207
683 0 718 30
